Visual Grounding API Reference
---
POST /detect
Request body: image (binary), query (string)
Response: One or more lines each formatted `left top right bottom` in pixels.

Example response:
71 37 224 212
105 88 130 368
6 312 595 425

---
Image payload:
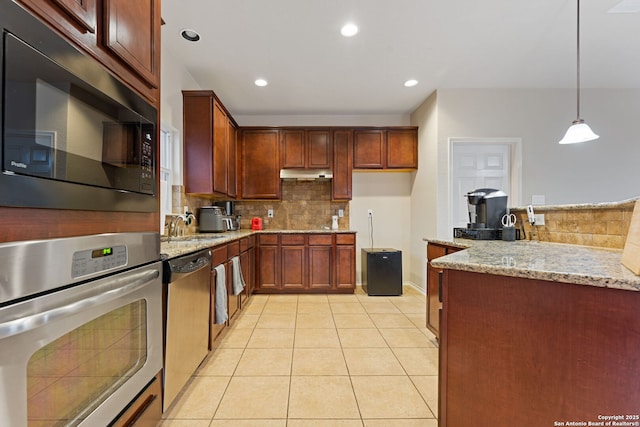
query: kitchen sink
164 235 226 244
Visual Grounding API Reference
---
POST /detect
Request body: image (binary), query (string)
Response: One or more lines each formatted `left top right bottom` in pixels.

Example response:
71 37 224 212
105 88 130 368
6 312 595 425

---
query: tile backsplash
172 180 349 232
513 201 636 249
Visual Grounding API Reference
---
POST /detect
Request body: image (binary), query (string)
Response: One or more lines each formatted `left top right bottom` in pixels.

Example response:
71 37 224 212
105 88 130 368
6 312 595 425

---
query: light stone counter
424 238 640 292
162 229 357 259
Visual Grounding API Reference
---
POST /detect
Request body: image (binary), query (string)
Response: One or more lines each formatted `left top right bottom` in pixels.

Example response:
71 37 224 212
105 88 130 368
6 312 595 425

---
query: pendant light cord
576 0 581 121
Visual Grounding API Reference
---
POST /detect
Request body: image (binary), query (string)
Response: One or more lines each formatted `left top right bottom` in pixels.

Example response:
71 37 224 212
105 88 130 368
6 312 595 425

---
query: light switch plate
534 213 545 226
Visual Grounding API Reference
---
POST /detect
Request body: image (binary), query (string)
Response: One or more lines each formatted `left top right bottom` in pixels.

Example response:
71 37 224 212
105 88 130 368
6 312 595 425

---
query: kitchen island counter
424 238 640 291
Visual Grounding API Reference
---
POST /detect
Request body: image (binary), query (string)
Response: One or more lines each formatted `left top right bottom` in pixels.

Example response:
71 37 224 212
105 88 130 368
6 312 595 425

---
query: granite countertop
509 196 639 212
162 229 357 259
424 238 640 292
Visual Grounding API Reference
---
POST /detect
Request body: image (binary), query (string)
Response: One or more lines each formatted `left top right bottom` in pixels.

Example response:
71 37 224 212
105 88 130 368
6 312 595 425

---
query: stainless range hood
280 169 333 180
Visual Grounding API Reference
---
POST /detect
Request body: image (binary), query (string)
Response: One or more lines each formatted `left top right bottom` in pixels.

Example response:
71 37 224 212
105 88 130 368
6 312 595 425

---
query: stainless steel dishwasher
162 248 212 411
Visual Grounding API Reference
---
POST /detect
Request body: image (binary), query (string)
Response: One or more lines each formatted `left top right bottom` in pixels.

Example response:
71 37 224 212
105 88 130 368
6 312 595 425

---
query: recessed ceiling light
254 78 268 87
404 79 418 87
340 23 359 37
180 29 200 42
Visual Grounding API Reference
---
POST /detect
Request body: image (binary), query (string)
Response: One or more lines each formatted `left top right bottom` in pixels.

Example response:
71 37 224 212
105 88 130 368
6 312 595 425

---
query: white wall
408 88 640 294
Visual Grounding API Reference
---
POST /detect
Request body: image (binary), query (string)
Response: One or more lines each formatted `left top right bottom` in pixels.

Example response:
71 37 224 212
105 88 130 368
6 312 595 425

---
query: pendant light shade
559 0 599 144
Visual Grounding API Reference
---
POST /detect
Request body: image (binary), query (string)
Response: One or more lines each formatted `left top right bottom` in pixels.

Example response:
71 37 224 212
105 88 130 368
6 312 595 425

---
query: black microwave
0 0 157 212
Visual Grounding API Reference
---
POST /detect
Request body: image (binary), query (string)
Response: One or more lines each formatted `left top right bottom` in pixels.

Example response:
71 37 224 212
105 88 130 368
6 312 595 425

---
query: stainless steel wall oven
0 0 157 212
0 232 163 426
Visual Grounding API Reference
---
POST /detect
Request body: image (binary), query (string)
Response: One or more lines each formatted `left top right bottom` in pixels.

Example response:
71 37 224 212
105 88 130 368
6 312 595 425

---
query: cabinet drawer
227 241 240 257
308 234 332 246
281 234 305 245
336 233 355 245
240 237 249 252
212 244 228 266
259 234 279 245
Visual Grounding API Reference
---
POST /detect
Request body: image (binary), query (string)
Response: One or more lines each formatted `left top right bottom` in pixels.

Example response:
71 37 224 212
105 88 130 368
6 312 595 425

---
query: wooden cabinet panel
51 0 97 33
335 233 355 245
387 129 418 169
281 246 306 289
281 234 306 245
212 101 229 195
307 130 331 169
335 244 355 290
426 243 461 338
259 234 279 245
281 130 305 168
309 246 332 289
258 245 279 290
308 234 332 246
240 129 281 199
353 130 385 168
104 0 159 88
332 130 353 201
227 120 238 198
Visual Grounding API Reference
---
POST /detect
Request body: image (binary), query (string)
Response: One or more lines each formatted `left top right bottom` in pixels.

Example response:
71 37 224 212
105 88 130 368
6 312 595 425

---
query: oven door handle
0 269 159 339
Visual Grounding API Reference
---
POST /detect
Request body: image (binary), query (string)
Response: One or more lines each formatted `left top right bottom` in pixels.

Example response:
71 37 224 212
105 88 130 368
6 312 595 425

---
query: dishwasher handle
165 250 212 282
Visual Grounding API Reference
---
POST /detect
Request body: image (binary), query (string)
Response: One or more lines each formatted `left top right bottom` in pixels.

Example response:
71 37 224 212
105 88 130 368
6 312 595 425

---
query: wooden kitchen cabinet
255 232 356 293
332 129 353 201
183 91 237 197
239 235 255 305
426 242 462 339
17 0 161 105
353 127 418 170
280 129 332 169
239 129 281 199
335 233 356 290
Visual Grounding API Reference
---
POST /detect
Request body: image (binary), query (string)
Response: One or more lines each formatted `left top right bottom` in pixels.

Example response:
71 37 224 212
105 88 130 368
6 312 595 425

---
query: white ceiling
161 0 640 116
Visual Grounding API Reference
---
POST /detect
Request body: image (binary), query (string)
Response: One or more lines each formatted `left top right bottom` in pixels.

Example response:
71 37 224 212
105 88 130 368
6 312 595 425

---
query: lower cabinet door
258 245 279 290
335 244 356 290
309 246 332 289
281 246 305 289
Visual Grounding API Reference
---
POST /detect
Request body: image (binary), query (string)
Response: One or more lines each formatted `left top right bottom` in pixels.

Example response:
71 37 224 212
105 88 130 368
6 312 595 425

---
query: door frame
447 137 522 233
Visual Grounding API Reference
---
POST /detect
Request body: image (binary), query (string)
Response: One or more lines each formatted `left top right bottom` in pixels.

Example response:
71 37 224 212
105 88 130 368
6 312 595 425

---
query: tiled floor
160 286 438 427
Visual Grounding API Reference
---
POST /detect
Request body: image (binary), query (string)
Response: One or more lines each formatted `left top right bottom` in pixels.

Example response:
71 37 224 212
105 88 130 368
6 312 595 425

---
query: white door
450 142 512 228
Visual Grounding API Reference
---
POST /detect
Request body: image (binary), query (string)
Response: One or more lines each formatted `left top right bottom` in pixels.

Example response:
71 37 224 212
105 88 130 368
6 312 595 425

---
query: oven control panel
71 245 128 278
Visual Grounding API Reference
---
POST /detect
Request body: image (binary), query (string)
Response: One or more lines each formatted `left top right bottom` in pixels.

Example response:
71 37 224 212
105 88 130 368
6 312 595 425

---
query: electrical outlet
367 209 373 217
534 213 545 226
267 209 274 218
338 209 344 218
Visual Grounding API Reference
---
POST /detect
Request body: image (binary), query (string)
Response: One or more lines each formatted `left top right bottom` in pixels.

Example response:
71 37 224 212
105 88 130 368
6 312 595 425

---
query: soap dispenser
331 215 339 230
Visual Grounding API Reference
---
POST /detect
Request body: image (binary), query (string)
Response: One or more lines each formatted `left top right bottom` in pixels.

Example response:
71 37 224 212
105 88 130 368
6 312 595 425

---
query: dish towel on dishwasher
231 256 246 295
214 264 228 324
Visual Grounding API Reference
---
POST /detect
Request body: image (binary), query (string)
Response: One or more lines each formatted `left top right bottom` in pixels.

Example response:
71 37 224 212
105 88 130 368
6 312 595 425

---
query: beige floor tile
295 328 341 348
197 348 243 376
215 376 290 419
234 348 292 376
378 328 436 348
159 420 212 427
256 313 297 329
210 421 286 427
332 313 375 329
247 328 295 348
327 294 360 302
288 376 360 419
402 286 425 296
217 328 252 348
298 294 329 303
392 347 438 376
343 348 405 375
337 328 388 348
298 302 331 313
242 299 267 315
369 313 415 328
263 301 298 313
410 375 439 418
355 294 390 303
288 420 364 427
296 312 335 328
361 301 401 314
163 376 230 419
330 302 366 314
292 348 348 375
232 313 260 329
364 419 436 427
266 294 299 302
351 376 432 419
391 300 427 314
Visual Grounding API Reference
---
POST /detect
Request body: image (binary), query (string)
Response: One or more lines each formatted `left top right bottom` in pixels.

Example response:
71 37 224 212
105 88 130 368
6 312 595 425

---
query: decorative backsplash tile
514 202 635 249
171 180 349 233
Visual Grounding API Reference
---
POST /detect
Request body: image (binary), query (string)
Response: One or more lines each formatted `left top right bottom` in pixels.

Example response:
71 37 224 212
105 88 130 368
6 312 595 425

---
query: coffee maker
454 188 508 240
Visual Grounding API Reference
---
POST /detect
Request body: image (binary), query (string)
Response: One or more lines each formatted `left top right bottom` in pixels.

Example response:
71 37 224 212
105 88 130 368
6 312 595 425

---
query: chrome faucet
167 212 194 242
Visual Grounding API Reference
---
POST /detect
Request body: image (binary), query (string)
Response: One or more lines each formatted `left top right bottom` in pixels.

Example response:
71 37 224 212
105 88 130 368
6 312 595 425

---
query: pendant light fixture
559 0 599 144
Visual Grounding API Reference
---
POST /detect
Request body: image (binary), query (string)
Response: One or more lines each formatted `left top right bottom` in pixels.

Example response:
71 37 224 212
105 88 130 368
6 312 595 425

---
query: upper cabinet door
280 130 305 169
241 129 281 199
307 130 332 169
212 101 229 195
387 129 418 169
50 0 97 33
353 130 386 169
104 0 160 88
